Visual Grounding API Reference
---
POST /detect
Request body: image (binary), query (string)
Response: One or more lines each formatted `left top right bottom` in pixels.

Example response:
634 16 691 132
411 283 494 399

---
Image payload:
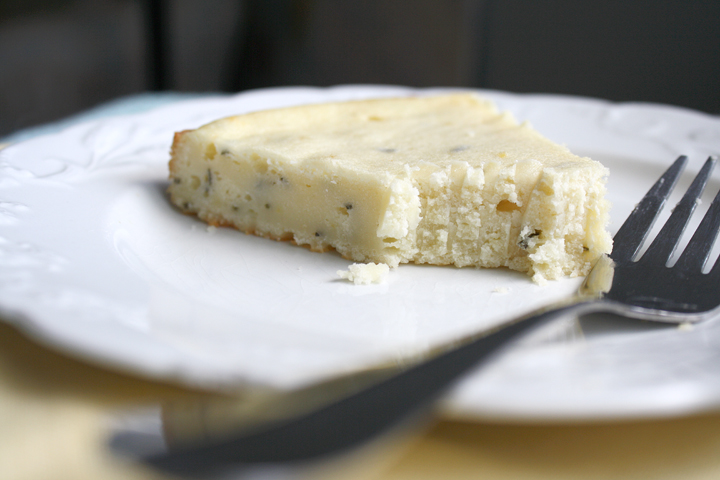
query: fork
145 155 720 472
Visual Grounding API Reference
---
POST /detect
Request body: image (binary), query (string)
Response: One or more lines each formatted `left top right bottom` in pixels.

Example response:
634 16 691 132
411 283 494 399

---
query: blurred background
1 0 719 139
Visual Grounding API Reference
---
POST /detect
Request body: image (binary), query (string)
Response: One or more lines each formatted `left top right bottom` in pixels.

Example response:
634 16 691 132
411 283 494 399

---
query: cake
168 93 611 283
337 262 390 285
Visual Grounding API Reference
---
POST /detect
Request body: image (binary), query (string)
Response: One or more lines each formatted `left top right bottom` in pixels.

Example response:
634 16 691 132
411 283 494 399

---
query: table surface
4 318 720 480
3 96 720 480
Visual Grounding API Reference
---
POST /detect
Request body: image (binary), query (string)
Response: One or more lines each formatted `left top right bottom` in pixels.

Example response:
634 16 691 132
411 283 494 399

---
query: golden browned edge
204 211 337 254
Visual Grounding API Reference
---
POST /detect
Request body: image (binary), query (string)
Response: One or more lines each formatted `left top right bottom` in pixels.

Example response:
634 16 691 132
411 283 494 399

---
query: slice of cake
168 93 611 283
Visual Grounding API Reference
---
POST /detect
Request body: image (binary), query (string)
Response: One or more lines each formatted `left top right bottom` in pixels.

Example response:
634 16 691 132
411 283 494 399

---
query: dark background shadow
2 0 718 139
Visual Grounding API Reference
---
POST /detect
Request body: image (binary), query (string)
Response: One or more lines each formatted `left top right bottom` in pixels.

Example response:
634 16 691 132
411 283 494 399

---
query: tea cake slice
168 93 611 283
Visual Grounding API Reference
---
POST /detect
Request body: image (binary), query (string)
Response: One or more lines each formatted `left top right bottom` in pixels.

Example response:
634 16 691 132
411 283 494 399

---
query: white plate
2 85 720 421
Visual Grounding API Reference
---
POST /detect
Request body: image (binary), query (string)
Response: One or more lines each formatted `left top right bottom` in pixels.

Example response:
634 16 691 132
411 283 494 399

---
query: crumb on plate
337 262 390 285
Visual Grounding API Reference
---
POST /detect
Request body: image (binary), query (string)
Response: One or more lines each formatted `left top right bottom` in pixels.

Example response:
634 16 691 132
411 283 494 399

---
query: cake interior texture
168 93 611 283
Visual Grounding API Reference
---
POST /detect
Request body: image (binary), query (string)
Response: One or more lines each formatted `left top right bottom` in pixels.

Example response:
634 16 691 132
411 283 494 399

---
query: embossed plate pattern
1 86 720 421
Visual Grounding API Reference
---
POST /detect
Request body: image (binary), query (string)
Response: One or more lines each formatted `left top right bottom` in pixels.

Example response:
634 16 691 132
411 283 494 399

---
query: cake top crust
192 93 596 178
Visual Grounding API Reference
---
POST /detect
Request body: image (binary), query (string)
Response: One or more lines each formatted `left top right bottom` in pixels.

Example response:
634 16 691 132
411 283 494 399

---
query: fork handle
145 297 601 471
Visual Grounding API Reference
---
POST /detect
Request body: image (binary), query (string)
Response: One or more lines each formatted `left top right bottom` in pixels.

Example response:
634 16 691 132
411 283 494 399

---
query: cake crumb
678 322 694 331
338 262 389 285
206 225 217 234
492 286 510 294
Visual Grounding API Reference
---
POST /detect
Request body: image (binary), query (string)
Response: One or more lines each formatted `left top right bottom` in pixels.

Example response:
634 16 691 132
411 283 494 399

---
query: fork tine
675 160 720 272
640 157 715 265
611 155 687 262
